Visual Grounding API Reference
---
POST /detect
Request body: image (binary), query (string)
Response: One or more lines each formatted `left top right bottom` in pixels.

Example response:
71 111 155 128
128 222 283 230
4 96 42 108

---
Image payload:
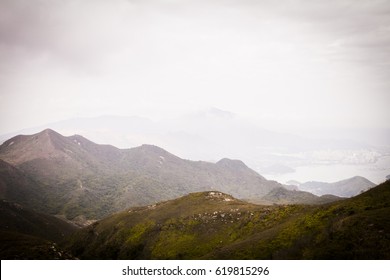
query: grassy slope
208 181 390 259
66 181 390 260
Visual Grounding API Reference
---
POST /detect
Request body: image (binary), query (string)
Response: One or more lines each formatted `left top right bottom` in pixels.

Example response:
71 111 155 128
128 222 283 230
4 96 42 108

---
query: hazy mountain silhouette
251 187 343 205
296 176 375 197
1 110 384 184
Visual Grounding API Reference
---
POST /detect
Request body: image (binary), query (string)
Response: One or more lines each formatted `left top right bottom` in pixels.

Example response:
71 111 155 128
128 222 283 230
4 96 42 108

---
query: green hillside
66 181 390 259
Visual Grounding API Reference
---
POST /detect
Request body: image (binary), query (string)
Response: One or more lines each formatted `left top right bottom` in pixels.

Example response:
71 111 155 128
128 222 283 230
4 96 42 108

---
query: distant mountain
252 187 342 205
2 112 385 185
0 200 77 259
298 176 376 197
0 115 158 149
0 129 281 222
65 181 390 259
284 180 300 191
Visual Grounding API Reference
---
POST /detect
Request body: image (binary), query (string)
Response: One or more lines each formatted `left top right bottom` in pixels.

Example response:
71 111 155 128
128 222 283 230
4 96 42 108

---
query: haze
1 0 389 183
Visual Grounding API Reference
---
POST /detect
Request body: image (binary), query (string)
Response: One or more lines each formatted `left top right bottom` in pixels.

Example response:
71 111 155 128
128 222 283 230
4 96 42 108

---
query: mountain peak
299 176 376 197
0 128 69 165
216 158 247 169
140 144 166 151
39 128 57 135
0 128 57 147
36 128 66 143
348 176 372 182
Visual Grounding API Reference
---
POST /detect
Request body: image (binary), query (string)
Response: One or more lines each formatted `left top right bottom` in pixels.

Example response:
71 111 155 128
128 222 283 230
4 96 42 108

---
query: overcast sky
1 0 390 135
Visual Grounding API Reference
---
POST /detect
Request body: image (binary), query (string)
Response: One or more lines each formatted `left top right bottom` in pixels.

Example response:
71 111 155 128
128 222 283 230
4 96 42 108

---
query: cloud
0 0 389 134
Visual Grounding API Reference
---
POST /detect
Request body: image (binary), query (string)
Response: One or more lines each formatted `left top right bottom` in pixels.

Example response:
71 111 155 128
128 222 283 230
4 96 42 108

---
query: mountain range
0 129 377 224
2 111 388 185
0 129 284 223
250 187 343 205
0 128 388 259
290 176 376 197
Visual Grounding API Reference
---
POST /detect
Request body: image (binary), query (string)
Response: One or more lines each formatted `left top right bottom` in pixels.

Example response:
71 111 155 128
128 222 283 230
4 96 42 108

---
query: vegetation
1 129 388 260
65 181 390 259
0 200 78 259
0 231 76 260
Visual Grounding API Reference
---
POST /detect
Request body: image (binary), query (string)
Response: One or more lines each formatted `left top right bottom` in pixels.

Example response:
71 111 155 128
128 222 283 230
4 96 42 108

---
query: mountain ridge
0 129 372 225
297 176 375 197
0 129 282 222
2 113 385 185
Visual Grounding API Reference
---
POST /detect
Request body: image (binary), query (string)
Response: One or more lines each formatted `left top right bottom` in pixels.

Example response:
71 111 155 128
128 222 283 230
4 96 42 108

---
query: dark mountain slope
0 159 44 211
0 231 75 260
0 200 77 259
66 181 390 259
0 200 77 243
